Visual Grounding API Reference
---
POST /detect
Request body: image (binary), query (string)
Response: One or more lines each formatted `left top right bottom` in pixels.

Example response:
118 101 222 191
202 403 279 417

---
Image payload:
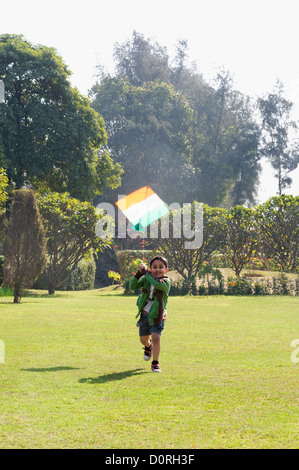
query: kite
116 186 169 232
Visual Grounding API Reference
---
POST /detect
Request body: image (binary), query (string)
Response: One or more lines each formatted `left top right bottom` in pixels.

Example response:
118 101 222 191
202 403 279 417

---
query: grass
0 288 298 449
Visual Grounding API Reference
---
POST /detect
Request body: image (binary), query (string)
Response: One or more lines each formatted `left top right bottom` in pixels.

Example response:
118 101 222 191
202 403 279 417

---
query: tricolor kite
116 186 169 232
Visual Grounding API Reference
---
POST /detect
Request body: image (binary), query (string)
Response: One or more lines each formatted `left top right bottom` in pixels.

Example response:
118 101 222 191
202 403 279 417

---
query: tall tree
94 33 261 206
113 31 170 86
90 77 193 203
187 71 261 206
258 80 299 195
0 34 122 201
3 190 47 302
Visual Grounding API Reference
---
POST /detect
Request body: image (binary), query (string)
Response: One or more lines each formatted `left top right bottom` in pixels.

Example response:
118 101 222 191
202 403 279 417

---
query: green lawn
0 289 298 449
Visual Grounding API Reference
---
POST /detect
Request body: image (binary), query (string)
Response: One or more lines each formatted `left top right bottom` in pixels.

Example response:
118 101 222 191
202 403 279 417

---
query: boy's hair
149 255 168 269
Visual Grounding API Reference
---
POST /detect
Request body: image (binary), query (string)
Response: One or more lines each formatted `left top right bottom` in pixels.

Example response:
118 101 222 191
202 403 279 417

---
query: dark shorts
137 313 165 336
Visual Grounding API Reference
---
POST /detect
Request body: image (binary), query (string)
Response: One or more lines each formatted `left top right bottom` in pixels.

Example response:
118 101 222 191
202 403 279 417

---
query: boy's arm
129 270 146 290
145 272 170 293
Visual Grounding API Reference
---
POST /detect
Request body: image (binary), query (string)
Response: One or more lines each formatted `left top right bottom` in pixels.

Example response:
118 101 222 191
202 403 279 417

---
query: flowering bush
107 270 121 284
226 277 252 295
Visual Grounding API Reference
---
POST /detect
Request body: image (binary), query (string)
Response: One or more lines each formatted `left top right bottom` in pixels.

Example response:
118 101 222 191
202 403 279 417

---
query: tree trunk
48 285 55 295
14 293 21 303
13 284 22 303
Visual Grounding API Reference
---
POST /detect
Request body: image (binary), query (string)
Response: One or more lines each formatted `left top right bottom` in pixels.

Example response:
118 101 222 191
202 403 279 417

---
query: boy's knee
151 333 161 343
140 335 150 345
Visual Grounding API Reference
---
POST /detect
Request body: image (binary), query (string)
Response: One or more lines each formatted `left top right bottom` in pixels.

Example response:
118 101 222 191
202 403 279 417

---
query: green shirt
129 272 171 326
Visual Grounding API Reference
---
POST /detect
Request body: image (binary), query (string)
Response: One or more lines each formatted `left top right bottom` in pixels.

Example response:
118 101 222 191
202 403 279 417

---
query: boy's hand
138 263 147 275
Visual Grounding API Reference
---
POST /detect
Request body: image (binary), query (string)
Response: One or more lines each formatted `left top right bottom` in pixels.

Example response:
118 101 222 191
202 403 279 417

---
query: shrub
107 270 121 285
60 257 96 291
0 286 13 297
252 282 265 295
197 262 224 295
226 277 252 295
197 285 206 295
169 279 190 296
272 277 288 295
34 257 96 291
123 279 139 295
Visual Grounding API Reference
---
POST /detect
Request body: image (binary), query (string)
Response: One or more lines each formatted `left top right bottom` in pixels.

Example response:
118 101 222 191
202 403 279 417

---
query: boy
129 255 170 373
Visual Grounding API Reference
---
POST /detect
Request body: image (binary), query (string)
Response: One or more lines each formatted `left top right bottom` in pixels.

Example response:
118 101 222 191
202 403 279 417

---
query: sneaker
151 361 161 373
143 342 152 361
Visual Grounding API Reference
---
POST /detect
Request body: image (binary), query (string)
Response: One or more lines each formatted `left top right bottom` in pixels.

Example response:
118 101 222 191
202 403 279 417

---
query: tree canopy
37 192 111 294
258 80 299 195
91 32 264 207
0 34 122 201
255 194 298 272
90 77 193 203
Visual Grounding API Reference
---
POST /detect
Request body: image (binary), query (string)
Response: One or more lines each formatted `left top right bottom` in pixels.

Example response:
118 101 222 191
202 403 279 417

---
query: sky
0 0 298 203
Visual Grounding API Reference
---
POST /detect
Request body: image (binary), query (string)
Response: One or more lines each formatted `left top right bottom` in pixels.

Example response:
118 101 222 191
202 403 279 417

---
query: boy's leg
138 314 152 360
151 332 161 362
140 335 152 361
140 335 151 348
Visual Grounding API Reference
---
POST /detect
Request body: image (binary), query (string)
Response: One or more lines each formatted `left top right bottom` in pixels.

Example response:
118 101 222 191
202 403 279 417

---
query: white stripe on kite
122 193 166 225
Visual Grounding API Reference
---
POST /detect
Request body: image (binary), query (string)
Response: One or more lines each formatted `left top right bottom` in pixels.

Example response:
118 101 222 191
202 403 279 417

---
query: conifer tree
3 189 47 302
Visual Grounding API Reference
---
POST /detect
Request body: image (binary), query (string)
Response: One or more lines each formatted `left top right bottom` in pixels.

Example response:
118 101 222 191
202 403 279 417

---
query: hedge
169 276 299 296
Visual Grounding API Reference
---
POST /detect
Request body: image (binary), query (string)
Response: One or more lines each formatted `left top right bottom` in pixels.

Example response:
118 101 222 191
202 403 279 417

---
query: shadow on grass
79 368 147 384
0 292 66 304
22 290 68 298
21 366 81 372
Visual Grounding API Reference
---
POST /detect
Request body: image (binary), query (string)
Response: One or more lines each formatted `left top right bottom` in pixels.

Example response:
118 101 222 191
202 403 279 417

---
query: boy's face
150 260 167 277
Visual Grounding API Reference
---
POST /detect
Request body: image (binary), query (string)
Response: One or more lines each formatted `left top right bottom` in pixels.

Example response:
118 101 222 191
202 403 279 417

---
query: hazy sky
1 0 298 202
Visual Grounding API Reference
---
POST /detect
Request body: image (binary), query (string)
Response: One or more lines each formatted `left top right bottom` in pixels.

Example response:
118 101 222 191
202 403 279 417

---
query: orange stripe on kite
116 186 155 212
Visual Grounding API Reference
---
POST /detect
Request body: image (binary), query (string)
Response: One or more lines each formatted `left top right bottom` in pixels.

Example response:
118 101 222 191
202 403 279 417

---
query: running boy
129 255 171 373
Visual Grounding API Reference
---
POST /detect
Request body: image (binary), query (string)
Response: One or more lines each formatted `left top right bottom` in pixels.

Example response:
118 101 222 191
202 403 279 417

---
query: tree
158 203 227 282
0 34 122 201
223 205 258 277
187 71 261 206
113 31 170 86
171 39 190 91
90 77 193 203
93 33 262 206
37 192 112 294
3 190 47 302
255 195 299 272
258 80 299 195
